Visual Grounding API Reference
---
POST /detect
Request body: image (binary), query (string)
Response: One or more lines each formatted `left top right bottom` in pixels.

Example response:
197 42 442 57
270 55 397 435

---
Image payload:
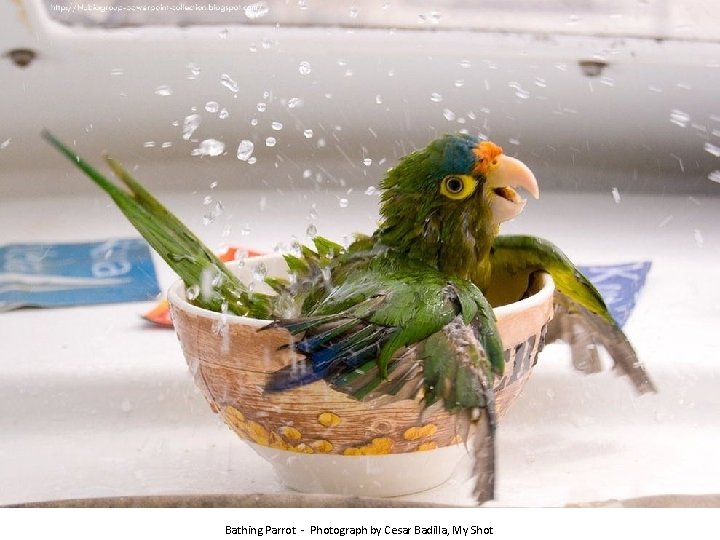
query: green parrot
43 130 655 504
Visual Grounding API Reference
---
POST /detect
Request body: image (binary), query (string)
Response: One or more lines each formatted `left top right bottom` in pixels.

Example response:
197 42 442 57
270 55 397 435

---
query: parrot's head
377 133 539 283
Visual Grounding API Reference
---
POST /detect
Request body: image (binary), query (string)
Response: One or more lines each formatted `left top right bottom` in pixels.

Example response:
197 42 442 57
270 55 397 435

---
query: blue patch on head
439 134 478 176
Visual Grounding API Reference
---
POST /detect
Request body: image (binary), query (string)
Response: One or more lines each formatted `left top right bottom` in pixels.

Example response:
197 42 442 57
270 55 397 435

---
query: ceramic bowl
167 255 554 498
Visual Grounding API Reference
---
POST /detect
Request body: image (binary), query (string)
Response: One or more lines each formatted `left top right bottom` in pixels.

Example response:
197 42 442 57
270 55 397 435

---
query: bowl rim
167 253 555 326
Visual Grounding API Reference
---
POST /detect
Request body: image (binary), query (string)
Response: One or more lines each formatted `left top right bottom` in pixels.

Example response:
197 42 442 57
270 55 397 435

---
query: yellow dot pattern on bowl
279 426 302 441
310 440 334 453
343 437 394 456
318 411 341 428
402 423 438 441
416 441 438 452
247 421 270 446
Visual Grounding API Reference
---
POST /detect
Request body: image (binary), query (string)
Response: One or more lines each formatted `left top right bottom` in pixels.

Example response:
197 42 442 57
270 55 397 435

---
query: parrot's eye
440 174 478 200
445 176 464 193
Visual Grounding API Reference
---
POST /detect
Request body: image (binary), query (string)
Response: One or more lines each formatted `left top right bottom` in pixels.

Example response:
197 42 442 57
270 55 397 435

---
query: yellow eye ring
440 174 478 200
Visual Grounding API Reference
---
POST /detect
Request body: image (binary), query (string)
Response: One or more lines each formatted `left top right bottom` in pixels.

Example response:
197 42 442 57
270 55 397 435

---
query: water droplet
218 28 228 39
191 139 225 157
219 108 229 119
704 142 720 157
303 129 314 138
443 109 456 121
338 198 349 208
375 94 383 104
670 109 690 128
349 6 359 18
288 97 304 109
256 102 267 112
363 158 372 166
568 13 580 25
306 224 317 238
220 73 239 93
110 68 124 76
459 59 471 69
205 101 219 113
309 206 319 219
600 76 615 87
316 138 326 148
454 79 464 88
251 118 259 126
237 139 255 161
430 92 443 103
186 284 200 301
534 77 547 88
182 114 201 140
241 224 251 236
364 186 377 195
298 61 312 75
709 170 720 183
265 137 276 147
271 121 283 131
252 262 268 281
303 169 312 179
245 1 269 19
161 141 172 148
612 187 621 203
154 85 173 96
186 62 200 80
248 157 257 164
261 39 276 50
203 200 223 225
143 141 156 148
508 138 520 145
0 138 10 149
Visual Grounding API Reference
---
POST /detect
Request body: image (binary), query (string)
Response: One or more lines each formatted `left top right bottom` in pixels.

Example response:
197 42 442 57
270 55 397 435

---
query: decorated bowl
167 255 554 498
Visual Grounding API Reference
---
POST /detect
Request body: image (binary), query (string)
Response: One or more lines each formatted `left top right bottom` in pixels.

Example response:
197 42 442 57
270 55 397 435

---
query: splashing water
219 108 230 119
186 284 200 301
364 186 377 195
220 73 240 93
298 61 312 75
670 109 691 128
205 101 219 113
704 142 720 157
191 139 225 157
265 137 277 147
288 97 304 109
306 224 317 238
182 114 201 140
303 129 314 138
443 109 456 121
709 170 720 184
339 198 349 208
363 158 372 166
203 199 224 225
237 140 255 161
245 1 269 19
154 85 173 96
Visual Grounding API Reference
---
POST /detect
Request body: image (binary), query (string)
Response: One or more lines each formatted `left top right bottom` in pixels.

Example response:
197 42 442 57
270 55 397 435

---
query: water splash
220 73 239 93
205 101 219 113
303 129 314 138
338 198 349 208
182 114 201 140
298 61 312 75
288 97 304 109
704 142 720 157
265 137 277 147
237 140 255 161
709 170 720 184
154 85 173 96
191 139 225 157
0 138 10 149
245 1 269 19
363 158 372 166
443 109 456 121
306 224 317 238
670 109 690 128
219 108 230 119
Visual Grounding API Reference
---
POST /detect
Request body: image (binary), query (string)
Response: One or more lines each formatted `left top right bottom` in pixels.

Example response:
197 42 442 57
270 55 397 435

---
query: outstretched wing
490 234 656 393
265 260 501 503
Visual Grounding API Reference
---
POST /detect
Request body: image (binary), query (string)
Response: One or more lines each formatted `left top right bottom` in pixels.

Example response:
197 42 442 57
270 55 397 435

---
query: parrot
42 130 655 504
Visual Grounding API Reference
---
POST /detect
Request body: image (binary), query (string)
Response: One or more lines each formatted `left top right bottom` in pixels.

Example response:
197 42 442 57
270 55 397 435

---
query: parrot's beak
486 154 539 224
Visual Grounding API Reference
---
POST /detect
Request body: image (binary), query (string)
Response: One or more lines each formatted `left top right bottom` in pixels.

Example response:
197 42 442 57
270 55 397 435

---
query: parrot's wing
491 235 656 394
264 263 501 503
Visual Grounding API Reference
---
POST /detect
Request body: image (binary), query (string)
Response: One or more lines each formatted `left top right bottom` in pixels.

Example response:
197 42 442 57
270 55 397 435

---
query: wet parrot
43 131 655 504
